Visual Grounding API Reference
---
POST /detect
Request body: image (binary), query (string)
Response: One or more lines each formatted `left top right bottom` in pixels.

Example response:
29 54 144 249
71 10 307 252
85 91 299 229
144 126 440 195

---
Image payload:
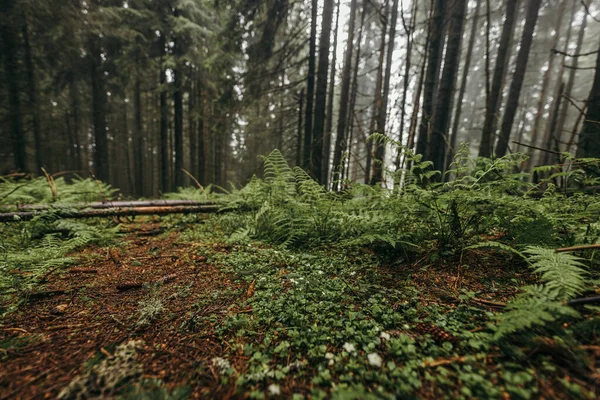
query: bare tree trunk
372 0 399 185
303 0 318 170
576 39 600 159
415 0 446 158
529 0 568 153
296 88 304 167
311 0 335 182
322 0 341 187
555 0 587 153
22 20 42 172
479 0 519 157
430 0 467 174
332 0 359 190
495 0 543 157
1 5 26 172
447 0 481 169
89 36 109 182
159 33 170 193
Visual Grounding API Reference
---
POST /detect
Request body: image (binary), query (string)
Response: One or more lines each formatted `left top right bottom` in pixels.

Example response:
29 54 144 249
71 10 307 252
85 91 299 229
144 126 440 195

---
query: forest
1 0 600 398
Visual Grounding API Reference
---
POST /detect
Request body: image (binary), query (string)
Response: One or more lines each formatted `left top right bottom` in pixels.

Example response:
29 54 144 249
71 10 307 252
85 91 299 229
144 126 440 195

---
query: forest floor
0 216 598 399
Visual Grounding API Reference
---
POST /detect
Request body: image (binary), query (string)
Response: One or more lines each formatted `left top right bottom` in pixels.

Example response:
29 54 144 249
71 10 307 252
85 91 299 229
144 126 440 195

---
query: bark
541 81 565 165
303 0 318 170
296 88 305 167
478 0 519 157
332 0 359 190
397 0 418 169
415 0 446 158
311 0 335 183
371 0 399 185
555 1 587 153
495 0 543 157
69 79 82 171
529 0 568 153
89 36 109 182
134 79 144 196
198 90 206 185
0 205 222 223
577 39 600 159
159 33 169 193
322 0 341 187
447 0 481 169
1 6 26 172
173 66 184 188
22 20 42 172
430 0 467 174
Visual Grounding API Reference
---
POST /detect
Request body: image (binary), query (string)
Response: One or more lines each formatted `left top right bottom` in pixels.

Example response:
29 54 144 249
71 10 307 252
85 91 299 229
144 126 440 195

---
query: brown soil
0 221 247 399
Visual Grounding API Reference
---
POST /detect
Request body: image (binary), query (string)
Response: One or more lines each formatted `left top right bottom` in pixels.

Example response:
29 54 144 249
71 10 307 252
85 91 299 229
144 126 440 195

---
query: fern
524 247 588 301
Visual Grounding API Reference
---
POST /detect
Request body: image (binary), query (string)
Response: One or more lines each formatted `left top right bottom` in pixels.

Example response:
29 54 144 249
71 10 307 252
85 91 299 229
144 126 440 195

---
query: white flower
211 357 231 373
289 278 298 284
268 384 281 396
367 353 383 368
350 271 356 276
325 352 335 360
343 342 356 353
380 332 391 340
317 270 324 275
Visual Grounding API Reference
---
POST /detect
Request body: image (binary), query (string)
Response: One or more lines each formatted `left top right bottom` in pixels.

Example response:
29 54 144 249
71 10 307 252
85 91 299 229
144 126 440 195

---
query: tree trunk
447 0 481 169
159 33 169 193
495 0 543 157
430 0 467 174
576 39 600 159
332 0 359 190
322 0 341 187
478 0 519 157
541 81 565 166
371 0 399 185
89 36 109 182
1 6 26 172
303 0 318 170
69 78 82 171
296 88 305 167
133 79 144 196
22 20 42 172
415 0 446 158
173 65 184 188
529 0 568 153
555 0 587 154
198 91 206 185
311 0 335 183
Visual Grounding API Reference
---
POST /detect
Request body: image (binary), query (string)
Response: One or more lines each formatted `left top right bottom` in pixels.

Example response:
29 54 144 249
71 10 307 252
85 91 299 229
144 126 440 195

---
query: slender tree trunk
555 0 587 153
332 0 359 190
576 39 600 159
89 37 109 182
415 0 446 158
22 20 42 172
173 66 184 188
371 0 399 185
447 0 481 168
296 88 305 167
303 0 318 170
478 0 519 157
542 81 565 165
495 0 543 157
1 8 26 172
311 0 335 182
188 74 197 185
198 91 206 185
529 0 568 152
133 78 144 196
69 79 82 171
159 34 169 193
397 0 418 169
322 0 341 187
430 0 467 174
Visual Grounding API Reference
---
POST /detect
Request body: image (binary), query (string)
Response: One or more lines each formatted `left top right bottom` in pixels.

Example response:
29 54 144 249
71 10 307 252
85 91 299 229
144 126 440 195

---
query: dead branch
0 204 222 223
555 244 600 253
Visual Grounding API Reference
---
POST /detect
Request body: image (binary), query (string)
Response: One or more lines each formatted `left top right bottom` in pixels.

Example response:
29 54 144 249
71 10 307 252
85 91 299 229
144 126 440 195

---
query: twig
181 168 204 190
555 244 600 253
511 141 562 156
551 48 599 58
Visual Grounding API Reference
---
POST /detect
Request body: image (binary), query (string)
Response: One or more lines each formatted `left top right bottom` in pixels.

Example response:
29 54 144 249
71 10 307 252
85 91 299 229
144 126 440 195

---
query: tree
478 0 519 157
495 0 543 157
429 0 467 174
577 39 600 159
415 0 446 158
311 0 335 183
332 0 359 190
303 0 318 171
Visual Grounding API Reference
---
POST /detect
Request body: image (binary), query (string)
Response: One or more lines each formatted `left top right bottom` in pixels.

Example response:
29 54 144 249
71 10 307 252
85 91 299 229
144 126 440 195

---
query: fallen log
0 204 222 222
6 199 217 211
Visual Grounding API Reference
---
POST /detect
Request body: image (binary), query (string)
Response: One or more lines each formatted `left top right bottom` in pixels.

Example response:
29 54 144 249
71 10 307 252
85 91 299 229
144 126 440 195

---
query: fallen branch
9 199 218 211
555 244 600 253
0 204 222 223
